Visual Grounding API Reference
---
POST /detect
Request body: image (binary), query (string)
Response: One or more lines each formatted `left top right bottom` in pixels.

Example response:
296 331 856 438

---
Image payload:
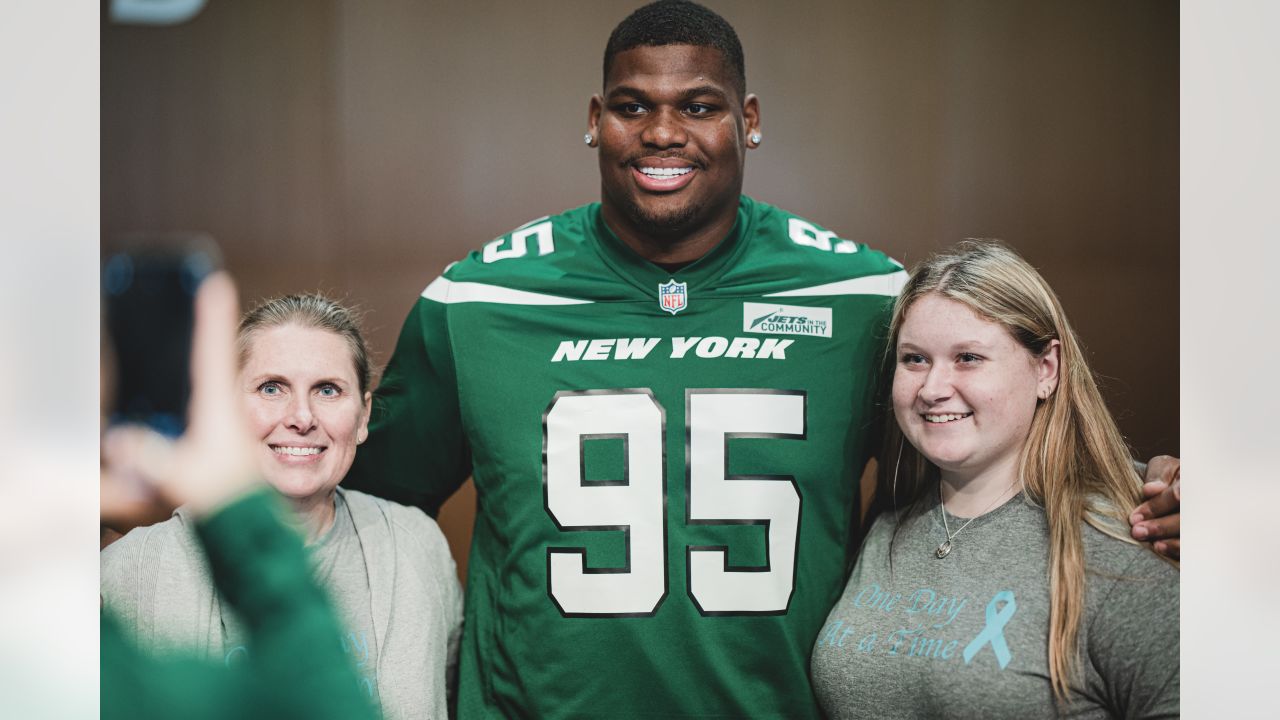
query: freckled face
589 44 759 237
239 325 370 503
892 294 1055 481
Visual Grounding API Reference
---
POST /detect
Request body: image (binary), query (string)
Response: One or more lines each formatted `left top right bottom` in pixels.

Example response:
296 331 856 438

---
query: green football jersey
347 196 906 718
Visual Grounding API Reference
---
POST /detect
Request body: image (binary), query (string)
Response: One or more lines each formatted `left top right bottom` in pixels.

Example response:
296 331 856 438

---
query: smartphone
103 234 221 436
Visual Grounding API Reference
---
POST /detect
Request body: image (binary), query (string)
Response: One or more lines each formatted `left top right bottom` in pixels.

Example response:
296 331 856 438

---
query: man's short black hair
603 0 746 99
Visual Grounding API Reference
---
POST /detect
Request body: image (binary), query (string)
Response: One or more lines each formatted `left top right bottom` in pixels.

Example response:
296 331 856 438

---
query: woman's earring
584 133 594 146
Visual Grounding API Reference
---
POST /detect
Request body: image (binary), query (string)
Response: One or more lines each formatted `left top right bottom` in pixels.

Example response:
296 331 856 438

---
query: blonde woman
811 241 1178 718
102 294 463 720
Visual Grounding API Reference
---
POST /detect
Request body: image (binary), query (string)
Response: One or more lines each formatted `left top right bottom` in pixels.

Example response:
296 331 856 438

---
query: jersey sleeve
344 292 471 516
1085 547 1180 718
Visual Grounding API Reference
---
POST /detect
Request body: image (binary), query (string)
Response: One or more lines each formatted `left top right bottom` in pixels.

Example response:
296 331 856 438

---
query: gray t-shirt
811 492 1179 719
224 494 381 707
310 492 380 705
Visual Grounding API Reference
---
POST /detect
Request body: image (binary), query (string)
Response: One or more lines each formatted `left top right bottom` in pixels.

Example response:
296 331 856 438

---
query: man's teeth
639 167 692 177
273 446 322 456
924 413 972 424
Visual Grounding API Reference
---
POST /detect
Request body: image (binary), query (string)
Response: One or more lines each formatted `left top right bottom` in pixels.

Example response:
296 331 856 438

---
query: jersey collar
590 196 756 299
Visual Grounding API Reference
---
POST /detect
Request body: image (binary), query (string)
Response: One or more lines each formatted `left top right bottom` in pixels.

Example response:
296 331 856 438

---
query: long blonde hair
879 239 1163 702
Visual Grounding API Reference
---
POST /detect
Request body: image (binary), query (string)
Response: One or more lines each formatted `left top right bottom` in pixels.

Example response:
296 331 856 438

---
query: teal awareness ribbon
963 590 1017 669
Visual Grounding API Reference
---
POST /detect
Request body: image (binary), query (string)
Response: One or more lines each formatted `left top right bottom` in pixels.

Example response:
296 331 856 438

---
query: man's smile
630 156 699 192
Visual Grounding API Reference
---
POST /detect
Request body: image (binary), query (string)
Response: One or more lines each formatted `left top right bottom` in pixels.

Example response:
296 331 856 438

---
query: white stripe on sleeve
421 276 593 305
763 270 908 298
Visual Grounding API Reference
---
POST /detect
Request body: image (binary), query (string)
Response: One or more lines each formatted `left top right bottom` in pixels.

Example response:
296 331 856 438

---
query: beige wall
102 0 1178 578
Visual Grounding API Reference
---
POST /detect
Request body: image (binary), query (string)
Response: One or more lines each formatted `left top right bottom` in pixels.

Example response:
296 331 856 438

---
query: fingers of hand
1131 480 1180 525
1131 511 1179 541
103 426 175 478
1140 480 1167 500
1152 538 1180 561
187 272 242 432
1143 454 1180 486
101 427 179 526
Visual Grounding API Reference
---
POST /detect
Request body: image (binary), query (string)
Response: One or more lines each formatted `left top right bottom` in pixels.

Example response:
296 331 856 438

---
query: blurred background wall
102 0 1177 578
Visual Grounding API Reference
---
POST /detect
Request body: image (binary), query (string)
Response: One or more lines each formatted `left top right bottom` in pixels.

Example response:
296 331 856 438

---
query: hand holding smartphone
102 239 263 525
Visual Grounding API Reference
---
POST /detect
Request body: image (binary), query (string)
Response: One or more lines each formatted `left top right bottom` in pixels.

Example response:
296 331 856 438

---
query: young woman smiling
811 241 1178 718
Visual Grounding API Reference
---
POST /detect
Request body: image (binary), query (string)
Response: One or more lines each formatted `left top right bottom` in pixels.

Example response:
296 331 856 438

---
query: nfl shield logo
658 278 688 315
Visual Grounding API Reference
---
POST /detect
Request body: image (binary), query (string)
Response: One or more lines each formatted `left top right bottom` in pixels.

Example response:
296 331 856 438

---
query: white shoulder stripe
421 276 593 305
764 270 909 298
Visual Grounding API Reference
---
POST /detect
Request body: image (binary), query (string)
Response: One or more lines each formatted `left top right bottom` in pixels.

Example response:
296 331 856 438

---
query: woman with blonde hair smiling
102 293 463 720
811 240 1178 718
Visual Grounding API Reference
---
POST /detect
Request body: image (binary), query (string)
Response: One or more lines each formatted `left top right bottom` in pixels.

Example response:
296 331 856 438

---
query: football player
346 2 1180 716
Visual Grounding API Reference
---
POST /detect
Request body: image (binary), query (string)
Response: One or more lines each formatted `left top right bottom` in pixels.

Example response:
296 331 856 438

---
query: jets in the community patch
743 302 833 338
658 279 688 315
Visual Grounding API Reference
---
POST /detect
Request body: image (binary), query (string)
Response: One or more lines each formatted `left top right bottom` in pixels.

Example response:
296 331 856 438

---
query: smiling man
590 40 758 266
345 2 1178 717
